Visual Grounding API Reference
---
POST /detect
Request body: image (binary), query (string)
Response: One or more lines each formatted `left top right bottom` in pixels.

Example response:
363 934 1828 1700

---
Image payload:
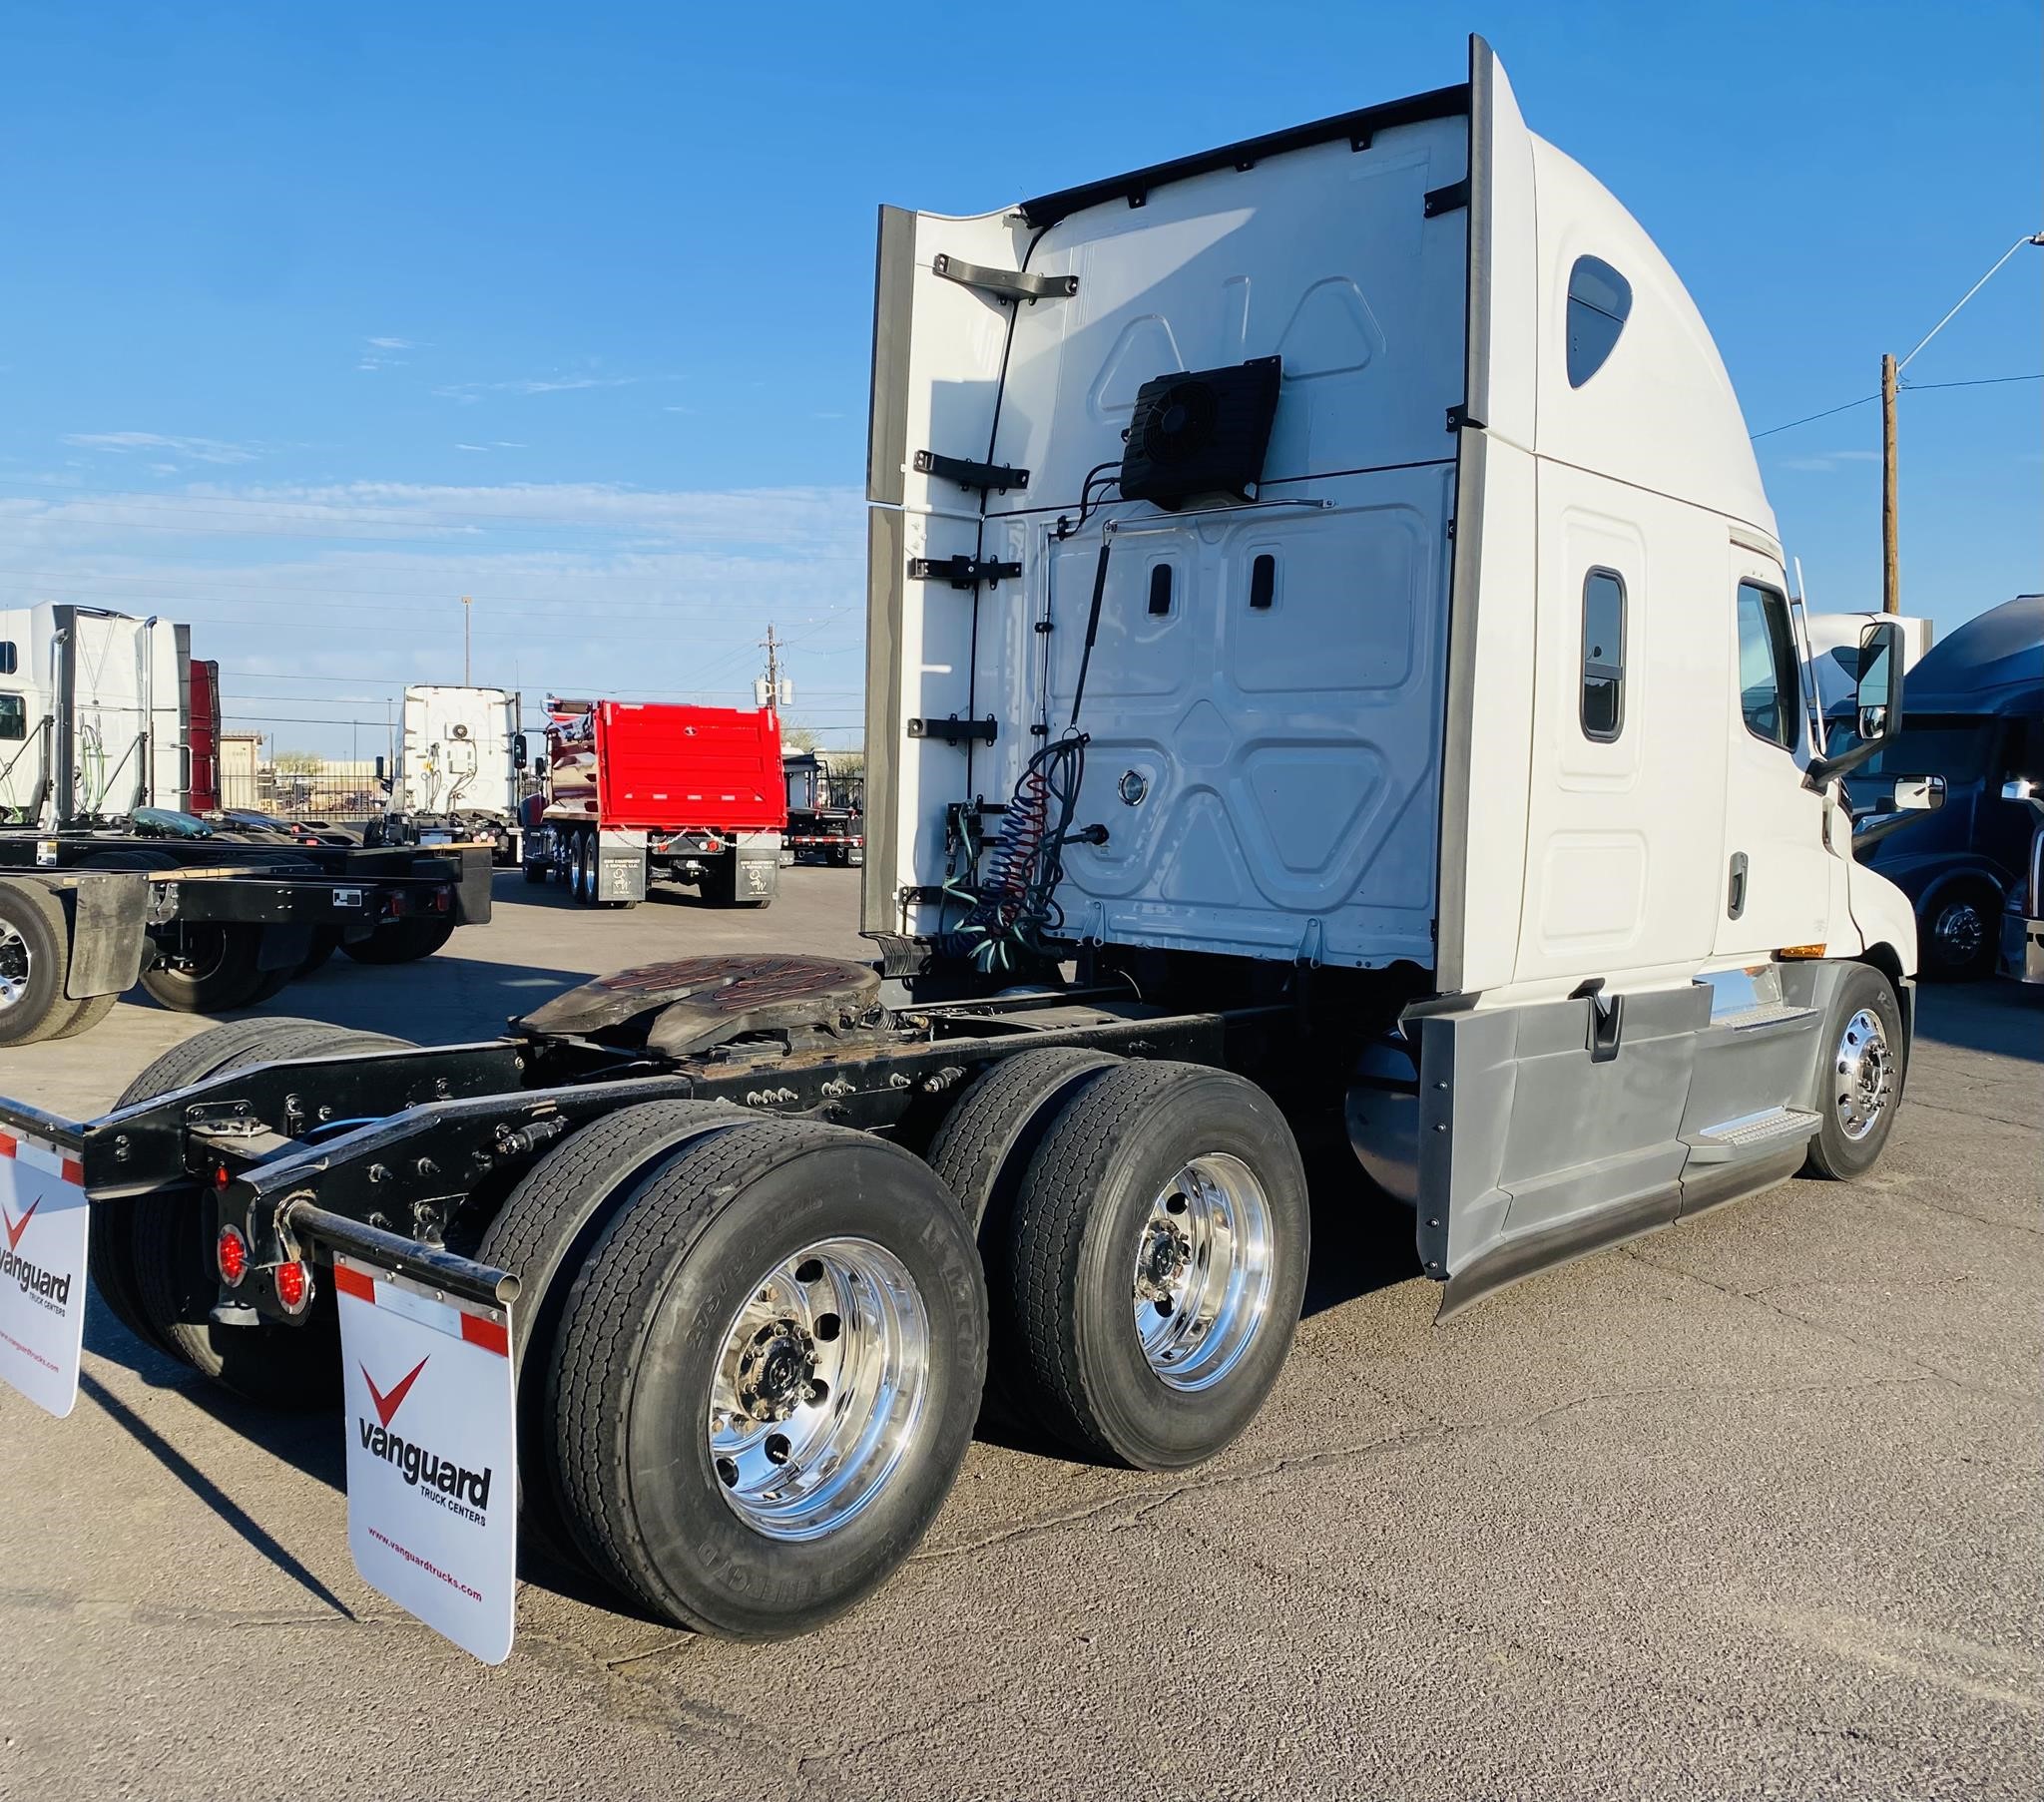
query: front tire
547 1121 986 1638
1006 1062 1309 1470
1802 963 1906 1179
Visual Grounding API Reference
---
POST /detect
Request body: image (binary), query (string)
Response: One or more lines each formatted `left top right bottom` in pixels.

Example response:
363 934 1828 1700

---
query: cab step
1683 1106 1821 1164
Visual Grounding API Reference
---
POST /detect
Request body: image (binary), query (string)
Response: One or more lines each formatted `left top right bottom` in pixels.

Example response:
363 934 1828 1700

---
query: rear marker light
273 1260 312 1314
217 1227 250 1287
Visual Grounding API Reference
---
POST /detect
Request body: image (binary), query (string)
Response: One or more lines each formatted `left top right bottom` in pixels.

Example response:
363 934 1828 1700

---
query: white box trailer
1 38 1941 1661
375 683 528 864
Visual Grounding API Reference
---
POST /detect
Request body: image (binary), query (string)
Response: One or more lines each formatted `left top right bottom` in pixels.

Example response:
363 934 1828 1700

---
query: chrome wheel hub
1933 900 1983 962
0 922 28 1011
1131 1153 1275 1392
1833 1007 1893 1141
708 1237 930 1542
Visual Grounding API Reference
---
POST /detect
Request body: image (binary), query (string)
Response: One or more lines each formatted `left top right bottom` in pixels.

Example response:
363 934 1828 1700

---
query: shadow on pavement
77 1368 361 1619
1914 979 2044 1064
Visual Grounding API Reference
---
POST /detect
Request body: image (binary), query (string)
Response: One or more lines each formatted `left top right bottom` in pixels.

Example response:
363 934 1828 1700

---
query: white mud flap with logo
0 1127 89 1419
335 1253 517 1664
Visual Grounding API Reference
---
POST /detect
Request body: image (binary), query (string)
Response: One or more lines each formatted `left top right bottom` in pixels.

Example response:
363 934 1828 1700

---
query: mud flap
335 1254 517 1664
61 870 152 1000
0 1126 90 1418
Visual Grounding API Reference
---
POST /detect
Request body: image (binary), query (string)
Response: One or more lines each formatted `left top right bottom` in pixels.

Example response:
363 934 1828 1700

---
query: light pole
462 594 473 683
1881 231 2044 614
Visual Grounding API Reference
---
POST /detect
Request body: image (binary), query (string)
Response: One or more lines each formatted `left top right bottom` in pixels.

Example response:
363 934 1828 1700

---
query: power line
1751 371 2042 441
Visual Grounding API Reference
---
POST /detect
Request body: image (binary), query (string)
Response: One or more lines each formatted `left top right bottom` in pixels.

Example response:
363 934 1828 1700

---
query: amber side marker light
1778 945 1827 960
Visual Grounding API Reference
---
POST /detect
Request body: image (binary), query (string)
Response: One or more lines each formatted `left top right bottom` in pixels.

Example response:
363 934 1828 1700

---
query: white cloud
0 477 869 757
435 374 639 404
366 336 415 350
62 431 258 465
454 443 491 452
1776 447 1884 474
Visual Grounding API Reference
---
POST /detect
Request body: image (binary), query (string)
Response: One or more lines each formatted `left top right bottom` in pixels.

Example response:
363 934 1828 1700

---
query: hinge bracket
932 253 1078 303
1423 178 1470 218
914 450 1030 494
908 555 1022 589
906 715 998 746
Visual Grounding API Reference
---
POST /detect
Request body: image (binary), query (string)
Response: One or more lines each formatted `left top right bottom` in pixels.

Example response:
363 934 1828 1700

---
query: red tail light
273 1259 311 1314
216 1226 249 1286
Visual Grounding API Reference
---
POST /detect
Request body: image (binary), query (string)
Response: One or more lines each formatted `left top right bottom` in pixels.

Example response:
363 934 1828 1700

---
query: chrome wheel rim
1833 1007 1893 1141
1131 1152 1275 1391
0 921 29 1012
708 1236 930 1542
1932 899 1983 963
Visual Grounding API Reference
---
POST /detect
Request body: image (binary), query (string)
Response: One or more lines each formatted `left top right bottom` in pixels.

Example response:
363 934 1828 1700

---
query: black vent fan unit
1118 355 1282 512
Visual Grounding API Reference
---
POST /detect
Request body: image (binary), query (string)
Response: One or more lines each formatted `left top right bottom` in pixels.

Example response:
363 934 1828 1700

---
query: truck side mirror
1808 619 1908 790
532 753 548 776
1853 619 1905 744
513 733 528 764
374 754 386 781
1851 772 1945 852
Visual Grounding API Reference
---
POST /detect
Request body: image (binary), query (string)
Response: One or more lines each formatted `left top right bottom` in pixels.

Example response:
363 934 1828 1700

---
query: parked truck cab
0 39 1938 1662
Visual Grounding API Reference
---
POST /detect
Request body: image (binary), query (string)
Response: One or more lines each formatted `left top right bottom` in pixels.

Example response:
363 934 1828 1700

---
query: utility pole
761 623 781 712
1882 231 2043 619
1880 354 1900 615
462 594 473 684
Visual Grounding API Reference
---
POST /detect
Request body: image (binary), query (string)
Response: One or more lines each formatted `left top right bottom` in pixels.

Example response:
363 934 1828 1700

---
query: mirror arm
1851 808 1932 854
1804 737 1882 792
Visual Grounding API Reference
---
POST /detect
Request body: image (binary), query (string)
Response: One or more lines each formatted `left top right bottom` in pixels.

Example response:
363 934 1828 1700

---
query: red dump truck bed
546 702 784 832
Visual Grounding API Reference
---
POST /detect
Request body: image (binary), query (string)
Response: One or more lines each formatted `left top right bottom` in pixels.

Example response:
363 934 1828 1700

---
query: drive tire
572 830 595 905
471 1100 750 1567
925 1047 1124 1426
139 921 268 1012
124 1021 411 1405
49 990 119 1040
548 1121 986 1638
0 881 78 1047
1918 879 2000 982
341 916 455 965
92 1017 396 1360
298 927 343 975
1802 963 1907 1180
1006 1062 1309 1470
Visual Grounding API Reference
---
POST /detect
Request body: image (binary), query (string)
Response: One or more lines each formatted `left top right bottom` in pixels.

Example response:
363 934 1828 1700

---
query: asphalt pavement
0 866 2037 1800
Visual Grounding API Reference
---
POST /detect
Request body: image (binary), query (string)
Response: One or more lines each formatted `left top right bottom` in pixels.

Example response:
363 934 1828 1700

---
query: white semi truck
2 39 1939 1660
371 684 529 865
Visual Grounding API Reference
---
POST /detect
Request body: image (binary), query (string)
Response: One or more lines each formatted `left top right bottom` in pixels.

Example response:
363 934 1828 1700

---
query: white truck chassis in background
1 37 1936 1661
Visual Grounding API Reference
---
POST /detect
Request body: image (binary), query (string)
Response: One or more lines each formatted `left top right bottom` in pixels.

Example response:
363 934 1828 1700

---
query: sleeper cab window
0 642 15 676
1580 569 1626 740
1736 582 1800 751
1566 255 1632 387
0 694 24 740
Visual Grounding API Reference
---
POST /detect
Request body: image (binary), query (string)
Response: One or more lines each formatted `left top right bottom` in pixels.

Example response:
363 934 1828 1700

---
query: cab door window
1736 582 1800 751
0 694 25 740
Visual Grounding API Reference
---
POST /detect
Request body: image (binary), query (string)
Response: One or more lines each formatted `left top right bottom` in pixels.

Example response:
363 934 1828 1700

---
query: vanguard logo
0 1194 71 1306
356 1356 495 1515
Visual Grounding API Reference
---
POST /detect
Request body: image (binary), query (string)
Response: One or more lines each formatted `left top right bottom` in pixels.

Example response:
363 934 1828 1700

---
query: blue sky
1 1 2037 756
